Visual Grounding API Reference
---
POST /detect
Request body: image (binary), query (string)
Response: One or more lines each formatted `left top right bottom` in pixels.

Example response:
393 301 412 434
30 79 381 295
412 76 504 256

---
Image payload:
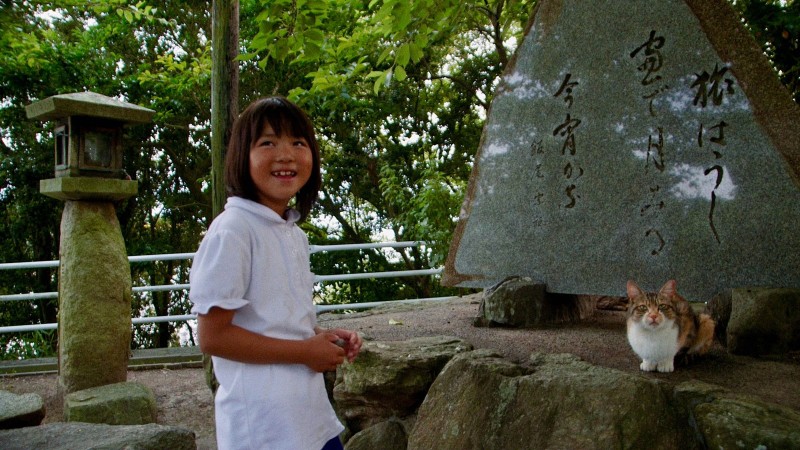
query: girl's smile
249 123 313 216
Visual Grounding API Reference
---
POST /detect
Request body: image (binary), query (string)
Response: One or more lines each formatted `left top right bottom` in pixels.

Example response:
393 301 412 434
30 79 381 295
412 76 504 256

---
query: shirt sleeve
189 228 252 315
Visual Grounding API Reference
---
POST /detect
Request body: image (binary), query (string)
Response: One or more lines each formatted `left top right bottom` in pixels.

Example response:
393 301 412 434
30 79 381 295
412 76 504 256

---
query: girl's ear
658 279 677 298
626 280 642 299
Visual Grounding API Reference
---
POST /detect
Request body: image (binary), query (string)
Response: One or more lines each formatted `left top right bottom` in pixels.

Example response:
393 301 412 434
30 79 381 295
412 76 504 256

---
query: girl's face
249 122 313 216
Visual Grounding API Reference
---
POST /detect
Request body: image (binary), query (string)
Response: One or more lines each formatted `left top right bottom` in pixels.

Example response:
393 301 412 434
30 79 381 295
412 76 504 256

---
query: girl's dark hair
225 96 322 221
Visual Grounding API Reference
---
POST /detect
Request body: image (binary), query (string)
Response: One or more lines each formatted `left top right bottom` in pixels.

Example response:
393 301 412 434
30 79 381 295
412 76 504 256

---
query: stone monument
442 0 800 301
26 92 154 395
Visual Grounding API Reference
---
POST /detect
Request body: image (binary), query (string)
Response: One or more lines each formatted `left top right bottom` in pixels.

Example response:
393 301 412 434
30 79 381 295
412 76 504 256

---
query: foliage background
0 0 797 358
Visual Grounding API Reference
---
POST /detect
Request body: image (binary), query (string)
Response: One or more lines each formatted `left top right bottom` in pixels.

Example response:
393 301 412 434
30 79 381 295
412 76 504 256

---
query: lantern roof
25 91 154 124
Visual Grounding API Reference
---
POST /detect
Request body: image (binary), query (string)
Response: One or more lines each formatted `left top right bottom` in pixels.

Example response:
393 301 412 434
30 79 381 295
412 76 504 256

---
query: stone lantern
26 91 153 201
26 92 154 399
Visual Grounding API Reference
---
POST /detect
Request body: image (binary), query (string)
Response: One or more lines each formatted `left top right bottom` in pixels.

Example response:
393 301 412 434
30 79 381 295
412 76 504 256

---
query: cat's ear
659 279 677 298
626 280 642 299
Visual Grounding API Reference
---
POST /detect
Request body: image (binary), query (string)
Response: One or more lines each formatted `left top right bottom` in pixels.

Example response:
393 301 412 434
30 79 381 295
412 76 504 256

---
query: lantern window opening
80 126 118 170
55 122 68 168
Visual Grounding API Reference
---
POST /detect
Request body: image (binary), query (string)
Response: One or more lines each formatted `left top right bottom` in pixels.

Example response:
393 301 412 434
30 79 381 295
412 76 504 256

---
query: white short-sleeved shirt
190 196 343 450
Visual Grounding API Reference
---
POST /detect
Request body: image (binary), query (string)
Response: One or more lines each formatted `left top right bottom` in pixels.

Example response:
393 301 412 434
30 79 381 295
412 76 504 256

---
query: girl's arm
198 306 346 372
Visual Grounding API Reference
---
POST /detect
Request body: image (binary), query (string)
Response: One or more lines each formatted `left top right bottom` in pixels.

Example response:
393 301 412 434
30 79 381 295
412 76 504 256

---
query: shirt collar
225 196 301 224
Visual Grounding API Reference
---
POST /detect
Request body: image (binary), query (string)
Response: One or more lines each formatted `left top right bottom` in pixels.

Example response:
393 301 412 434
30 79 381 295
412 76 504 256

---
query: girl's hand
329 328 363 362
304 333 346 373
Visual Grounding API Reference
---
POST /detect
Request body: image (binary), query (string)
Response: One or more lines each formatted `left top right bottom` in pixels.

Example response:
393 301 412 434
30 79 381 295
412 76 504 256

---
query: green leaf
304 42 322 60
274 40 290 61
394 8 412 31
237 52 258 61
394 65 407 82
305 29 325 44
306 0 328 11
409 42 424 63
373 70 389 94
396 43 410 67
377 47 392 65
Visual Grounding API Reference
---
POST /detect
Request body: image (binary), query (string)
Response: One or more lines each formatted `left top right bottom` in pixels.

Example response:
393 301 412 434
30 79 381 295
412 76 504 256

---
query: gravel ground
2 294 798 450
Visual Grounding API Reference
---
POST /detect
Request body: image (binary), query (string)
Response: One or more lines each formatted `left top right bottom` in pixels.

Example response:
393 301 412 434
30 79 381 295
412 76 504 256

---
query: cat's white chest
627 320 680 372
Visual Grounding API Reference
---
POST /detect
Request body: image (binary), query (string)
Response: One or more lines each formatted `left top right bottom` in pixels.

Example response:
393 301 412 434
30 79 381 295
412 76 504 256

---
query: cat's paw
656 360 674 373
640 360 657 371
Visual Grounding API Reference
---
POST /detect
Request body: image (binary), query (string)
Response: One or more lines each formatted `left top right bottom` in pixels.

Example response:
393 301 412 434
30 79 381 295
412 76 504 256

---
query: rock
705 290 732 345
727 288 800 356
594 295 628 311
344 419 407 450
408 350 695 449
696 397 800 449
407 351 800 449
64 381 157 425
475 277 594 328
0 422 195 450
440 0 800 304
0 391 45 429
675 381 800 449
333 336 472 432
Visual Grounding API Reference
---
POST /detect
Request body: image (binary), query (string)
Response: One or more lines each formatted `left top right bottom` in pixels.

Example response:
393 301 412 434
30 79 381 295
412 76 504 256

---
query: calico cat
626 280 715 373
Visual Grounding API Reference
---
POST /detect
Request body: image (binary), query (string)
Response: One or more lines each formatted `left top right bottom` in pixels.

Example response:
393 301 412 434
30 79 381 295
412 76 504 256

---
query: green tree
0 1 215 355
0 1 120 357
731 0 799 102
109 1 215 349
246 0 534 302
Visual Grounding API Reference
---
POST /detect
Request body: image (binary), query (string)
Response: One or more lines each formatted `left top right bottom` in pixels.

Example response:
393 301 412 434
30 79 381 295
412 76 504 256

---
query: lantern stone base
40 177 137 202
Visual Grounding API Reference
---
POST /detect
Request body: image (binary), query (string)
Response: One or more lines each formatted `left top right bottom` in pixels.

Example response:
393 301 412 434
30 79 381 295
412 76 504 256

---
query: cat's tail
688 313 715 355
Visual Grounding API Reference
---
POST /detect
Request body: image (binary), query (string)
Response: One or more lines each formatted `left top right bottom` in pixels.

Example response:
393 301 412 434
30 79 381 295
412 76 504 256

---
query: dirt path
2 295 798 450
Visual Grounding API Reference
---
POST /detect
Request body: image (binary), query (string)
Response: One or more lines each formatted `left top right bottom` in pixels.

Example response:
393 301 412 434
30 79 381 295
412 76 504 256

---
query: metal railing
0 241 454 334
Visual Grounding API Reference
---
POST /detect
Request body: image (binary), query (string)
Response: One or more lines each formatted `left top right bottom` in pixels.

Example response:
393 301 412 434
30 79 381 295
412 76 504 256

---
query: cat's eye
635 305 648 313
658 304 672 311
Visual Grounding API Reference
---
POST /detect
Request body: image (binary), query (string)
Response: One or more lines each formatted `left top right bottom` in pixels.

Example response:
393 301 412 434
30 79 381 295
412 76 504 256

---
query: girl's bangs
258 101 311 140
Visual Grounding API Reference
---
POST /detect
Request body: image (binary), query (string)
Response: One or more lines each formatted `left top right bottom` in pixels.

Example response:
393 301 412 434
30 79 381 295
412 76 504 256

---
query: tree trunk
211 0 240 219
207 0 239 393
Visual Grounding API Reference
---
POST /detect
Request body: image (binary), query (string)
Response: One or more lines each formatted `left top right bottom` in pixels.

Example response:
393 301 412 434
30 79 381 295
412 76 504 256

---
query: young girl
190 96 362 450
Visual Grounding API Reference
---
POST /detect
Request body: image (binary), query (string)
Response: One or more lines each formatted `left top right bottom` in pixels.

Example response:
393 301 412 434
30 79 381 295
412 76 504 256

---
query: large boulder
344 419 408 450
334 336 471 432
675 381 800 449
475 277 594 328
0 422 195 450
408 350 695 449
408 350 800 449
725 288 800 356
64 381 157 425
0 391 45 429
